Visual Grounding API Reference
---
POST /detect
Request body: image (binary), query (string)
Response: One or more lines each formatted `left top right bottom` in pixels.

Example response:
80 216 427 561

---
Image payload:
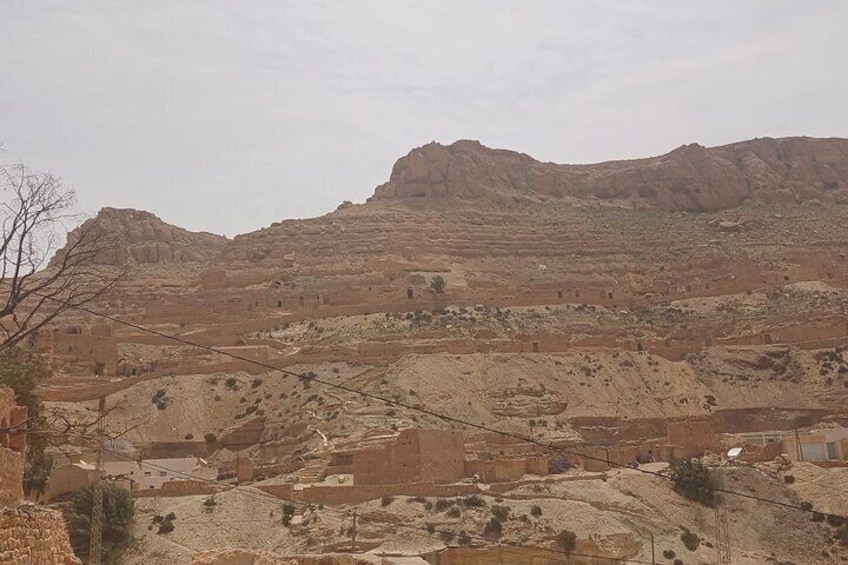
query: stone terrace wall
257 483 479 506
133 480 222 498
0 506 80 564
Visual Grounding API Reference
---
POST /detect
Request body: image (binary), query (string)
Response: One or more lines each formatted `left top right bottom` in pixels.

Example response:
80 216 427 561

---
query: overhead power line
86 442 654 565
38 294 848 520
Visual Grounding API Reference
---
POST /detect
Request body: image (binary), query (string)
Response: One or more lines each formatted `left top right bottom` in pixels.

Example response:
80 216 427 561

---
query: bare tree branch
0 162 128 350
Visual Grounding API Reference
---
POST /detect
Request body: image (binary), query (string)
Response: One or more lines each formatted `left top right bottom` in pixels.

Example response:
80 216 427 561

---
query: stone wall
353 429 464 486
40 465 94 503
0 385 25 507
0 506 81 564
0 446 24 507
667 418 716 458
133 480 222 498
257 482 479 506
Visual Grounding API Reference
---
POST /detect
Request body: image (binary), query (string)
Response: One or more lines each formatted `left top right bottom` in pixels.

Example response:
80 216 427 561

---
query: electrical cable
35 293 848 520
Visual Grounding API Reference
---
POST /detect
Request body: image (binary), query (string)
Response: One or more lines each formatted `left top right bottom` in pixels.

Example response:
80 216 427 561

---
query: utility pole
651 534 656 564
89 396 106 565
350 510 357 552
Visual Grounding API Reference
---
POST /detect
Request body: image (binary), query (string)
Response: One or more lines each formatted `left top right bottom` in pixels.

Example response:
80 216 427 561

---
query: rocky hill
34 135 848 565
371 136 848 211
50 207 229 266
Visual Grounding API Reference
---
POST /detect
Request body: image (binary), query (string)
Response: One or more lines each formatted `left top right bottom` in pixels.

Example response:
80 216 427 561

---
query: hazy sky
2 1 847 236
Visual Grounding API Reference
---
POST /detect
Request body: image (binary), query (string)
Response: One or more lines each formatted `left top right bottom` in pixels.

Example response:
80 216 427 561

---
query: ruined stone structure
0 386 26 507
666 418 718 459
0 386 80 564
353 429 464 485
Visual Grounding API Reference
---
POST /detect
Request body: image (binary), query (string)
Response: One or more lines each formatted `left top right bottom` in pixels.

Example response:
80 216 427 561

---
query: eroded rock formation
50 207 228 266
371 137 848 211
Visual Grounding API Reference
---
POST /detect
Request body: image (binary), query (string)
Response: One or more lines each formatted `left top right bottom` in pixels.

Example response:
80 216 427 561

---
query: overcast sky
2 1 847 236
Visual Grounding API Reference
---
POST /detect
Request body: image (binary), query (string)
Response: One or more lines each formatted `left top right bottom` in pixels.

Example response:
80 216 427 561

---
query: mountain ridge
370 136 848 211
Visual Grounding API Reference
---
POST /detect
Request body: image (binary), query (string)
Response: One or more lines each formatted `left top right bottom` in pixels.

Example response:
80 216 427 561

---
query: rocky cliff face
370 137 848 211
51 207 228 266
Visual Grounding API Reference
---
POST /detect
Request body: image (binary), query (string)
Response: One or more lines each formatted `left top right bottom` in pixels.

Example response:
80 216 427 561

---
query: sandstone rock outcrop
370 137 848 211
50 207 228 266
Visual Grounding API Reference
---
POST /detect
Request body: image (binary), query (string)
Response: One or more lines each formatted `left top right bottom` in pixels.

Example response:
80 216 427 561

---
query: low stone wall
257 482 479 506
0 506 80 564
133 480 222 498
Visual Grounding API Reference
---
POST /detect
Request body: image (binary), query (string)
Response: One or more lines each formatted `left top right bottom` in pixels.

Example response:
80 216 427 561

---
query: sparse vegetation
65 484 134 562
669 458 714 506
530 505 543 517
281 502 296 526
435 498 452 512
491 504 510 521
483 517 502 539
151 388 169 410
680 528 700 551
0 347 52 495
556 529 577 552
429 275 447 294
462 494 485 508
299 371 317 388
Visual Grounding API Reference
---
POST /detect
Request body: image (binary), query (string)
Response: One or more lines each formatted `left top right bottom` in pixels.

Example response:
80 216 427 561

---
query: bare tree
0 162 123 350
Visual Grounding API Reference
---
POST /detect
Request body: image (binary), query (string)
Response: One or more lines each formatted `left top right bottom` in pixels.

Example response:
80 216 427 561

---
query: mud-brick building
353 429 465 485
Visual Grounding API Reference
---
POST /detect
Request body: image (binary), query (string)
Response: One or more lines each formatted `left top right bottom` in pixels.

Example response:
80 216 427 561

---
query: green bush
281 502 296 526
446 507 461 518
429 275 447 294
663 549 676 559
457 530 471 545
381 495 395 507
483 517 502 539
530 505 543 518
680 528 700 551
462 495 485 508
434 498 452 512
669 458 714 507
556 529 577 552
158 519 174 534
491 505 510 521
204 432 217 444
834 524 848 546
0 347 53 496
827 514 846 528
64 484 134 562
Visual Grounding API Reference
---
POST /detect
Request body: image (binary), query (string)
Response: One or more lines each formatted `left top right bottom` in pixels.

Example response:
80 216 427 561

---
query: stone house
353 429 465 485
